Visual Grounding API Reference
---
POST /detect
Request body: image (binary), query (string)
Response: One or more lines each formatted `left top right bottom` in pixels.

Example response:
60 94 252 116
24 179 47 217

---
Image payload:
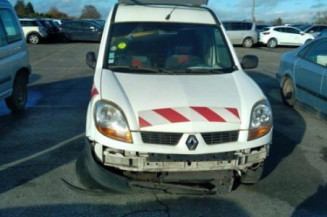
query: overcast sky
8 0 327 23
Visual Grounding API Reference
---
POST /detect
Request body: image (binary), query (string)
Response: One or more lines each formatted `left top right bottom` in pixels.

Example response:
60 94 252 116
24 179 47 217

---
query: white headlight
94 101 132 143
248 100 273 141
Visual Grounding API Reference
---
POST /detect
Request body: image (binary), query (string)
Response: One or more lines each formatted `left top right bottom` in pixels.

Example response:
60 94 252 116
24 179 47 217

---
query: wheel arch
14 67 30 84
26 31 41 39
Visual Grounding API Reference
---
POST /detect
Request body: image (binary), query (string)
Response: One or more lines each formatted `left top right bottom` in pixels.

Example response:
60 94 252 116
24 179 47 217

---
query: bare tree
14 0 26 17
80 5 101 19
271 17 283 25
25 2 35 16
314 11 327 24
46 7 69 19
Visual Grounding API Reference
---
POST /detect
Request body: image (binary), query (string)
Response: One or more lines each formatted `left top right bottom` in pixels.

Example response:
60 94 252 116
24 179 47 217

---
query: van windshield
105 22 235 74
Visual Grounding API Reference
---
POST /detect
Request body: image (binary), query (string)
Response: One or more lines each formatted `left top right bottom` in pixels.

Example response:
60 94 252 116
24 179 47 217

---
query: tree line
13 0 101 19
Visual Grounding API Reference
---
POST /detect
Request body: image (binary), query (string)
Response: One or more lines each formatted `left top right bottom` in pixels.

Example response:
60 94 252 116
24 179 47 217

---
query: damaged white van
78 0 273 194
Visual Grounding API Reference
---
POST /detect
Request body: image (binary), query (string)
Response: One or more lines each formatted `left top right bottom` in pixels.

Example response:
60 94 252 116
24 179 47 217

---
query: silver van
223 21 258 48
0 0 31 112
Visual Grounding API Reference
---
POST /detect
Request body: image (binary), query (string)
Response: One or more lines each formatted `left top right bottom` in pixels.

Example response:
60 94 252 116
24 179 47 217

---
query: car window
0 9 22 43
82 22 92 28
302 39 327 67
318 26 327 32
70 22 83 28
20 20 37 27
106 22 234 73
274 27 284 33
310 26 320 33
262 27 270 32
0 22 8 47
283 28 299 34
224 22 252 31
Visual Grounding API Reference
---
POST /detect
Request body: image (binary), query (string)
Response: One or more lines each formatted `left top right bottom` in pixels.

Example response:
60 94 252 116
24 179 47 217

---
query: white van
223 21 258 48
0 0 31 112
79 0 273 194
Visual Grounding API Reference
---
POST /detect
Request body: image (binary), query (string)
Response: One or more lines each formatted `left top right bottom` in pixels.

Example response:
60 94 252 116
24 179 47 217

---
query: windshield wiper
109 66 159 74
109 66 175 74
176 67 233 74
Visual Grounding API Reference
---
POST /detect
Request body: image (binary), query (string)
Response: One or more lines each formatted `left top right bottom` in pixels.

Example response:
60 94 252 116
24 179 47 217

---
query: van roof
114 4 216 25
118 0 209 6
0 0 11 8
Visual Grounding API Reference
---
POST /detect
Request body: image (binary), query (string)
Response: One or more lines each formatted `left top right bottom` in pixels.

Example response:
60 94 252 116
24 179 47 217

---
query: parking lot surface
0 43 326 217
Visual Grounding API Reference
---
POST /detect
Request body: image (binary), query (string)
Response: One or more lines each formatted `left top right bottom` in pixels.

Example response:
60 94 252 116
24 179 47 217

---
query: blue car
277 37 327 119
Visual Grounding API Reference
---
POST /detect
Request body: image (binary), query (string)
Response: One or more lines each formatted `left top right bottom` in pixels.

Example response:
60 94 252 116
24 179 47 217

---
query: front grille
201 131 239 145
141 132 183 145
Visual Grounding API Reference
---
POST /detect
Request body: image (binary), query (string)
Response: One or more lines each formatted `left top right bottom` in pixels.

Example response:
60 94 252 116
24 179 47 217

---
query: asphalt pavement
0 43 326 217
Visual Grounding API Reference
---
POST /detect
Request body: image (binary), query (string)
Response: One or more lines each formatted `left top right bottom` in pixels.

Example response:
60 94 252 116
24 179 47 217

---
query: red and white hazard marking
138 107 240 128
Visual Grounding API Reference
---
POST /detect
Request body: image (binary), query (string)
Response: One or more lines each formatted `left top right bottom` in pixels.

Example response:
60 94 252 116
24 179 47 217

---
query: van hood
101 71 252 132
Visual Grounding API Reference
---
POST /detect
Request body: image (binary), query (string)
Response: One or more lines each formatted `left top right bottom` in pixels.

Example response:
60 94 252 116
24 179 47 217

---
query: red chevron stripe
139 117 152 128
154 108 190 123
226 107 240 119
191 107 226 122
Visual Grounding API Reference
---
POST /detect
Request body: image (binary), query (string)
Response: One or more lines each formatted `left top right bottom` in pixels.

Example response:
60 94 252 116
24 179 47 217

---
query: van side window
0 22 8 47
0 9 22 43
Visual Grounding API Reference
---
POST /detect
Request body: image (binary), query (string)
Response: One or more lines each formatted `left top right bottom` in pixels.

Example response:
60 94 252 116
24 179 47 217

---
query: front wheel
28 33 40 44
267 38 277 48
5 74 28 112
281 77 296 106
242 38 254 48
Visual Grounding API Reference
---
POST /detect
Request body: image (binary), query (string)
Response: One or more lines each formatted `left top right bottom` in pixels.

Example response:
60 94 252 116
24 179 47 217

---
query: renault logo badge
186 135 198 150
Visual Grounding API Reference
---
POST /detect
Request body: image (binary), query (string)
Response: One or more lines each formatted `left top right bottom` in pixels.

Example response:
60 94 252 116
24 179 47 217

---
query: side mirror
86 51 96 69
241 55 258 69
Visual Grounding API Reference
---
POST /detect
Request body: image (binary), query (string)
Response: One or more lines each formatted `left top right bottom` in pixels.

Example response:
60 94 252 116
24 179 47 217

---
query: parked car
38 19 58 39
50 19 62 26
19 18 48 44
0 0 31 112
317 29 327 38
79 0 273 194
59 20 103 42
83 19 105 28
259 26 314 48
277 36 327 119
222 21 258 48
298 24 327 38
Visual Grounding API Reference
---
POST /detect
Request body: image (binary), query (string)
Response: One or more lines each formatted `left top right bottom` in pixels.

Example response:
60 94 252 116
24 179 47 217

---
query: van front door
0 20 11 98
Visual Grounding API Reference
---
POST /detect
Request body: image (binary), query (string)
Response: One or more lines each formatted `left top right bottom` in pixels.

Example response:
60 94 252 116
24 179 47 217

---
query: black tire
28 33 40 44
240 163 264 184
281 77 296 107
59 33 70 43
5 74 28 112
267 38 277 48
242 37 254 48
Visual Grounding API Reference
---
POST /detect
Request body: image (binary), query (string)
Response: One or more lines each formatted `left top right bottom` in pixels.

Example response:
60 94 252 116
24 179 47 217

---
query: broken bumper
78 139 269 194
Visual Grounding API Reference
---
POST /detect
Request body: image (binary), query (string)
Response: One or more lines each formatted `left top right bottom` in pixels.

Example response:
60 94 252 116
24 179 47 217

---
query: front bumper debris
76 139 269 194
101 144 268 172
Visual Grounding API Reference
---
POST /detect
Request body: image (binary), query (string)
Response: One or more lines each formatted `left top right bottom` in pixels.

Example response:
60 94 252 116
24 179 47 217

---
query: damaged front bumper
77 139 269 194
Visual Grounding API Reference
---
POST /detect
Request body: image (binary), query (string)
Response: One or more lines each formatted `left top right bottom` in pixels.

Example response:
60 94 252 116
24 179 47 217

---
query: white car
260 26 314 48
0 0 31 112
79 0 273 194
19 18 48 44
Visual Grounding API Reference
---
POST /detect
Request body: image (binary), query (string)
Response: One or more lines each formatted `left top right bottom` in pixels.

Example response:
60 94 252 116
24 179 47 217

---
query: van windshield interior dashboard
105 22 234 74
